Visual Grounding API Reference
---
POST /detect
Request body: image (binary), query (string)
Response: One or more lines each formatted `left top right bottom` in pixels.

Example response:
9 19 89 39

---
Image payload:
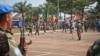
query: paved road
14 30 100 56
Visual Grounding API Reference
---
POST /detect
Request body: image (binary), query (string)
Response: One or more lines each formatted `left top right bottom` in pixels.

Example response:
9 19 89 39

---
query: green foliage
13 1 32 13
96 0 100 11
40 3 57 22
73 0 85 10
46 0 86 14
32 7 42 17
13 1 33 24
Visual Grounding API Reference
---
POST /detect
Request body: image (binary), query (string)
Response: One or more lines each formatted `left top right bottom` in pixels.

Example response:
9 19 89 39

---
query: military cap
0 4 13 14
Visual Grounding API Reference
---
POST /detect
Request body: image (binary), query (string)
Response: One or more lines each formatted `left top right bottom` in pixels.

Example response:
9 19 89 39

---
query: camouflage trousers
77 29 81 40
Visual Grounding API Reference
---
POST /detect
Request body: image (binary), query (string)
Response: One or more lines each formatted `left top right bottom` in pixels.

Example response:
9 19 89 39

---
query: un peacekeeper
0 4 27 56
76 20 82 40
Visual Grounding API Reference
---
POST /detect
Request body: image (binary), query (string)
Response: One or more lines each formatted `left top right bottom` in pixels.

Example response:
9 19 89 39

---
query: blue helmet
0 4 13 14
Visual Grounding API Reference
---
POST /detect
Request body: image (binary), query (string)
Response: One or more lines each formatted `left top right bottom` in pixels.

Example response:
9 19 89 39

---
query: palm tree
43 3 57 22
13 1 32 55
32 7 42 23
13 1 32 22
13 1 32 28
13 1 32 14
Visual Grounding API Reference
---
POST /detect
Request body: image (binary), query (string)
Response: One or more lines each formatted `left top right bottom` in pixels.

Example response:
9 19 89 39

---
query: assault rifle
19 13 32 56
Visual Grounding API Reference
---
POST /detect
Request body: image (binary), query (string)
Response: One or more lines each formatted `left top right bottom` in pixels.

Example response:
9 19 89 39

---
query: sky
0 0 46 7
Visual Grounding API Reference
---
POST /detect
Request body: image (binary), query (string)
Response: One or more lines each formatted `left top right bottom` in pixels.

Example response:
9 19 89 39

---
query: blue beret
0 4 13 14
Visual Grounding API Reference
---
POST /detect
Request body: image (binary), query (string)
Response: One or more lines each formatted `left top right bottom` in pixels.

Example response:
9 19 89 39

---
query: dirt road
14 30 100 56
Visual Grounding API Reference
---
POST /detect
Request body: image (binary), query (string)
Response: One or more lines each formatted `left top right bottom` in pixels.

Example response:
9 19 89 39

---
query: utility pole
57 0 59 29
57 0 59 19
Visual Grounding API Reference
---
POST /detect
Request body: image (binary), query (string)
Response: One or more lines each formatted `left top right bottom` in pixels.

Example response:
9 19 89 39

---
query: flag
80 14 83 22
71 12 78 22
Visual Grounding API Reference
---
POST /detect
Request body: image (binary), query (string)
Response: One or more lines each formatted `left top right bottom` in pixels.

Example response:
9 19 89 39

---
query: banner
72 12 83 22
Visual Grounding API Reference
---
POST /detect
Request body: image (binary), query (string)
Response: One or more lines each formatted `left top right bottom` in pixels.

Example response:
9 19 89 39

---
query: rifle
19 13 26 56
19 11 32 56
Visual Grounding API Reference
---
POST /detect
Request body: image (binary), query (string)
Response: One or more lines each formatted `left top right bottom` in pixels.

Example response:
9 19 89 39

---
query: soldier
61 21 67 33
28 23 33 36
43 22 46 33
69 21 73 34
35 21 40 35
52 23 56 32
51 16 56 32
84 20 88 32
0 4 28 56
76 20 82 40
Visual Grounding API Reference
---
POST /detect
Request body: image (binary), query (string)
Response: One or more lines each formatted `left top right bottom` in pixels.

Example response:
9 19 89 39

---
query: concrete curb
14 30 62 35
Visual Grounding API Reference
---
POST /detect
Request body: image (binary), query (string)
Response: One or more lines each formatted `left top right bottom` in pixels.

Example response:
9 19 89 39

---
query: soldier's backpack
87 39 100 56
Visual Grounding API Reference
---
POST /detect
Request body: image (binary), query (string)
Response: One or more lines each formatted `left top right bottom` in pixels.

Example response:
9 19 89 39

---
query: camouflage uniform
0 28 22 56
35 22 40 35
51 23 56 32
62 21 67 33
28 24 33 36
76 21 82 40
43 22 46 33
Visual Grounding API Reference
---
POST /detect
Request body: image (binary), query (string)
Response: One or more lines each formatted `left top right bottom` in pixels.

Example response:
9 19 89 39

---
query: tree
41 3 57 22
13 1 32 23
13 1 32 14
46 0 71 13
96 0 100 12
46 0 97 17
32 7 42 23
13 1 32 55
